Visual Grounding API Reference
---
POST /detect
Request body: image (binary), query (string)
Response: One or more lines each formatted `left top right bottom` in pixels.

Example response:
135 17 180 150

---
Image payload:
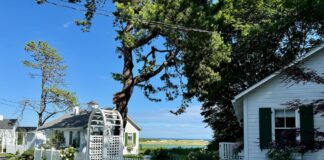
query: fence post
51 147 54 160
40 147 43 160
143 155 152 160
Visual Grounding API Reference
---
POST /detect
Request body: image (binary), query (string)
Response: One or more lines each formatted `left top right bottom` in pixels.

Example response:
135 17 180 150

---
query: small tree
22 41 78 127
45 130 65 149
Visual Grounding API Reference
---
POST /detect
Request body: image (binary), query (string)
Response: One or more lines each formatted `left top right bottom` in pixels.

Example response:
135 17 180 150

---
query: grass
140 138 209 149
0 153 15 158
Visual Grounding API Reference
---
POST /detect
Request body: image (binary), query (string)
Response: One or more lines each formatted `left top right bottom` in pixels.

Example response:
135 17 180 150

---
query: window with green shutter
125 132 128 146
259 108 272 149
133 133 136 145
300 106 314 149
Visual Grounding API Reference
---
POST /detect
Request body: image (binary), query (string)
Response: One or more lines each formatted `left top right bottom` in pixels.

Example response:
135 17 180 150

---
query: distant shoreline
140 138 212 141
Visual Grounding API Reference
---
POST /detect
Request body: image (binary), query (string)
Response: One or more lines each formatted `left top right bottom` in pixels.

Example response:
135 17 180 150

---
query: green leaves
23 41 78 126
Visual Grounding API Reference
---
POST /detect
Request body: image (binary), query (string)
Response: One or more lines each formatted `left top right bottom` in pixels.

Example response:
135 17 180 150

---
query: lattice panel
89 136 103 159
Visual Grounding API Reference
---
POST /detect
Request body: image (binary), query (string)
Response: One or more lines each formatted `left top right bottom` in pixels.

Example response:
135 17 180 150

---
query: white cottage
36 107 141 155
0 115 37 154
0 116 17 153
221 44 324 160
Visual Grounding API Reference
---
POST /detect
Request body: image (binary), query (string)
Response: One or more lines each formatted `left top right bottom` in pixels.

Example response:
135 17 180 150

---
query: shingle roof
38 109 141 131
0 119 17 129
38 110 91 130
16 127 37 132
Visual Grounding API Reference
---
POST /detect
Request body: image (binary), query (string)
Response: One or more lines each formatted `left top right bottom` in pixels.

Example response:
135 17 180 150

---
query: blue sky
0 0 212 139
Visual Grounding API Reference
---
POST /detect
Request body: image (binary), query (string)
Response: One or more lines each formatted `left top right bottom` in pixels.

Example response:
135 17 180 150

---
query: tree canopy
22 41 78 126
36 0 324 148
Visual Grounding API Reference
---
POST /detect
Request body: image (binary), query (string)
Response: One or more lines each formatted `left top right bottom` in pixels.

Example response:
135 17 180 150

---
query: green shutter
133 133 136 145
259 108 272 149
125 132 128 146
300 106 314 149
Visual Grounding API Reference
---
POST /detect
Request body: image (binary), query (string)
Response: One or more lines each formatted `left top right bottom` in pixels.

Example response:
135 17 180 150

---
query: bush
124 155 143 158
60 147 75 160
43 130 65 149
16 150 34 160
147 148 173 160
187 149 219 160
267 146 292 160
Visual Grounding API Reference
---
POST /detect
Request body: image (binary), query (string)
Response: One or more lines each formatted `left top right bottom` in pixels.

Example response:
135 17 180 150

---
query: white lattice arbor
87 109 124 160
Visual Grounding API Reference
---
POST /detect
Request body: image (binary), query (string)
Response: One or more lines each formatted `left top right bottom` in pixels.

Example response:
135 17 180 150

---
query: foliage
16 150 34 160
60 147 75 160
147 148 173 160
22 41 78 126
35 0 324 150
124 154 143 158
43 130 65 149
187 149 219 160
143 147 202 160
37 0 232 127
267 143 294 160
198 0 324 149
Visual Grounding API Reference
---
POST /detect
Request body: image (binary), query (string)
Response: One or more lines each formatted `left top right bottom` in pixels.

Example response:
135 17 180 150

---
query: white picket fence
34 148 151 160
5 144 27 154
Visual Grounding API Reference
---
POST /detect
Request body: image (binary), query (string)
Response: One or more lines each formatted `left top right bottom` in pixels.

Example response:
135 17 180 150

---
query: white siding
243 50 324 160
123 121 140 155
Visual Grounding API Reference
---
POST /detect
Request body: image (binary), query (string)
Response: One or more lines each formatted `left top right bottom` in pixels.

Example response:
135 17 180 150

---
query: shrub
17 149 34 160
187 149 219 160
44 130 65 149
60 147 75 160
267 143 293 160
148 148 173 160
124 155 143 158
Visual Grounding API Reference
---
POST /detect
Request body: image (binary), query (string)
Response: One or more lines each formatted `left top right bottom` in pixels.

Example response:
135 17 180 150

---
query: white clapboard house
0 115 36 154
36 105 141 155
219 44 324 160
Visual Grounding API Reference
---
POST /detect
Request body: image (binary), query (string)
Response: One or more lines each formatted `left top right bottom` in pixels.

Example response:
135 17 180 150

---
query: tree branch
134 50 179 84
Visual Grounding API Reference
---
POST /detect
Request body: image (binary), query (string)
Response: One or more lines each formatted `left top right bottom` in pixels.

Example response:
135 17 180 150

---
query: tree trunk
38 66 47 127
114 47 135 128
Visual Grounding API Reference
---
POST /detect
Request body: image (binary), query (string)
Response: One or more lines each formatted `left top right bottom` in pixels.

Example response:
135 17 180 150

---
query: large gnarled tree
37 0 232 127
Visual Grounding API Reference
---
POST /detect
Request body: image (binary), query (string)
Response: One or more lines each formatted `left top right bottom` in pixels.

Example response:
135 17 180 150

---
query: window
75 131 81 148
275 109 296 146
17 132 24 145
127 133 133 145
69 131 73 146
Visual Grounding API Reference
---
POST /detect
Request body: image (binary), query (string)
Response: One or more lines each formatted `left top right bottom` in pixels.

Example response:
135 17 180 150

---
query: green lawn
140 139 208 149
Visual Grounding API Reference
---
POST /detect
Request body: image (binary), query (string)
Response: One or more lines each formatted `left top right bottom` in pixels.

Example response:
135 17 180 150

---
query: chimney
73 106 80 115
0 115 3 121
87 101 99 111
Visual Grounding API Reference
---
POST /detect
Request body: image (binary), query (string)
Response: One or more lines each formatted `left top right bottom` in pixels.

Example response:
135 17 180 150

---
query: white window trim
271 108 300 141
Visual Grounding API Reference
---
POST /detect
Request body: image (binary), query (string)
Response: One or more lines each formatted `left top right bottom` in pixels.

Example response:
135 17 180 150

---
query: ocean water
140 144 207 149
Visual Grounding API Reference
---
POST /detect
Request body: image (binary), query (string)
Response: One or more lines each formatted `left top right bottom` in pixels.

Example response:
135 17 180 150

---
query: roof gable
233 44 324 103
232 44 324 122
38 109 141 131
0 119 17 129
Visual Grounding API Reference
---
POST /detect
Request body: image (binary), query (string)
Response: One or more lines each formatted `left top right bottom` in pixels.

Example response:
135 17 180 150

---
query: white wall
243 49 324 160
123 121 140 155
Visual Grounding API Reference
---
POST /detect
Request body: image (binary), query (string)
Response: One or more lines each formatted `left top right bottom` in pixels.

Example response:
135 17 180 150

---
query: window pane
286 117 295 127
275 110 285 117
275 117 285 127
285 110 295 118
275 129 296 146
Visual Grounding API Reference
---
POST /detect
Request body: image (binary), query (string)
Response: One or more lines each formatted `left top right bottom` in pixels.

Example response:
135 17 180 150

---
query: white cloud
63 21 73 28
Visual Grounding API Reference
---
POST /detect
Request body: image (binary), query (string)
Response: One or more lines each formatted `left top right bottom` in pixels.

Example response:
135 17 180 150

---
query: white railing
34 148 152 160
219 142 244 160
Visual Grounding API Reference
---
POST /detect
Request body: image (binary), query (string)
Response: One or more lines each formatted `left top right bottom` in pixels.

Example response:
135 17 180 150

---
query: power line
44 0 216 34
